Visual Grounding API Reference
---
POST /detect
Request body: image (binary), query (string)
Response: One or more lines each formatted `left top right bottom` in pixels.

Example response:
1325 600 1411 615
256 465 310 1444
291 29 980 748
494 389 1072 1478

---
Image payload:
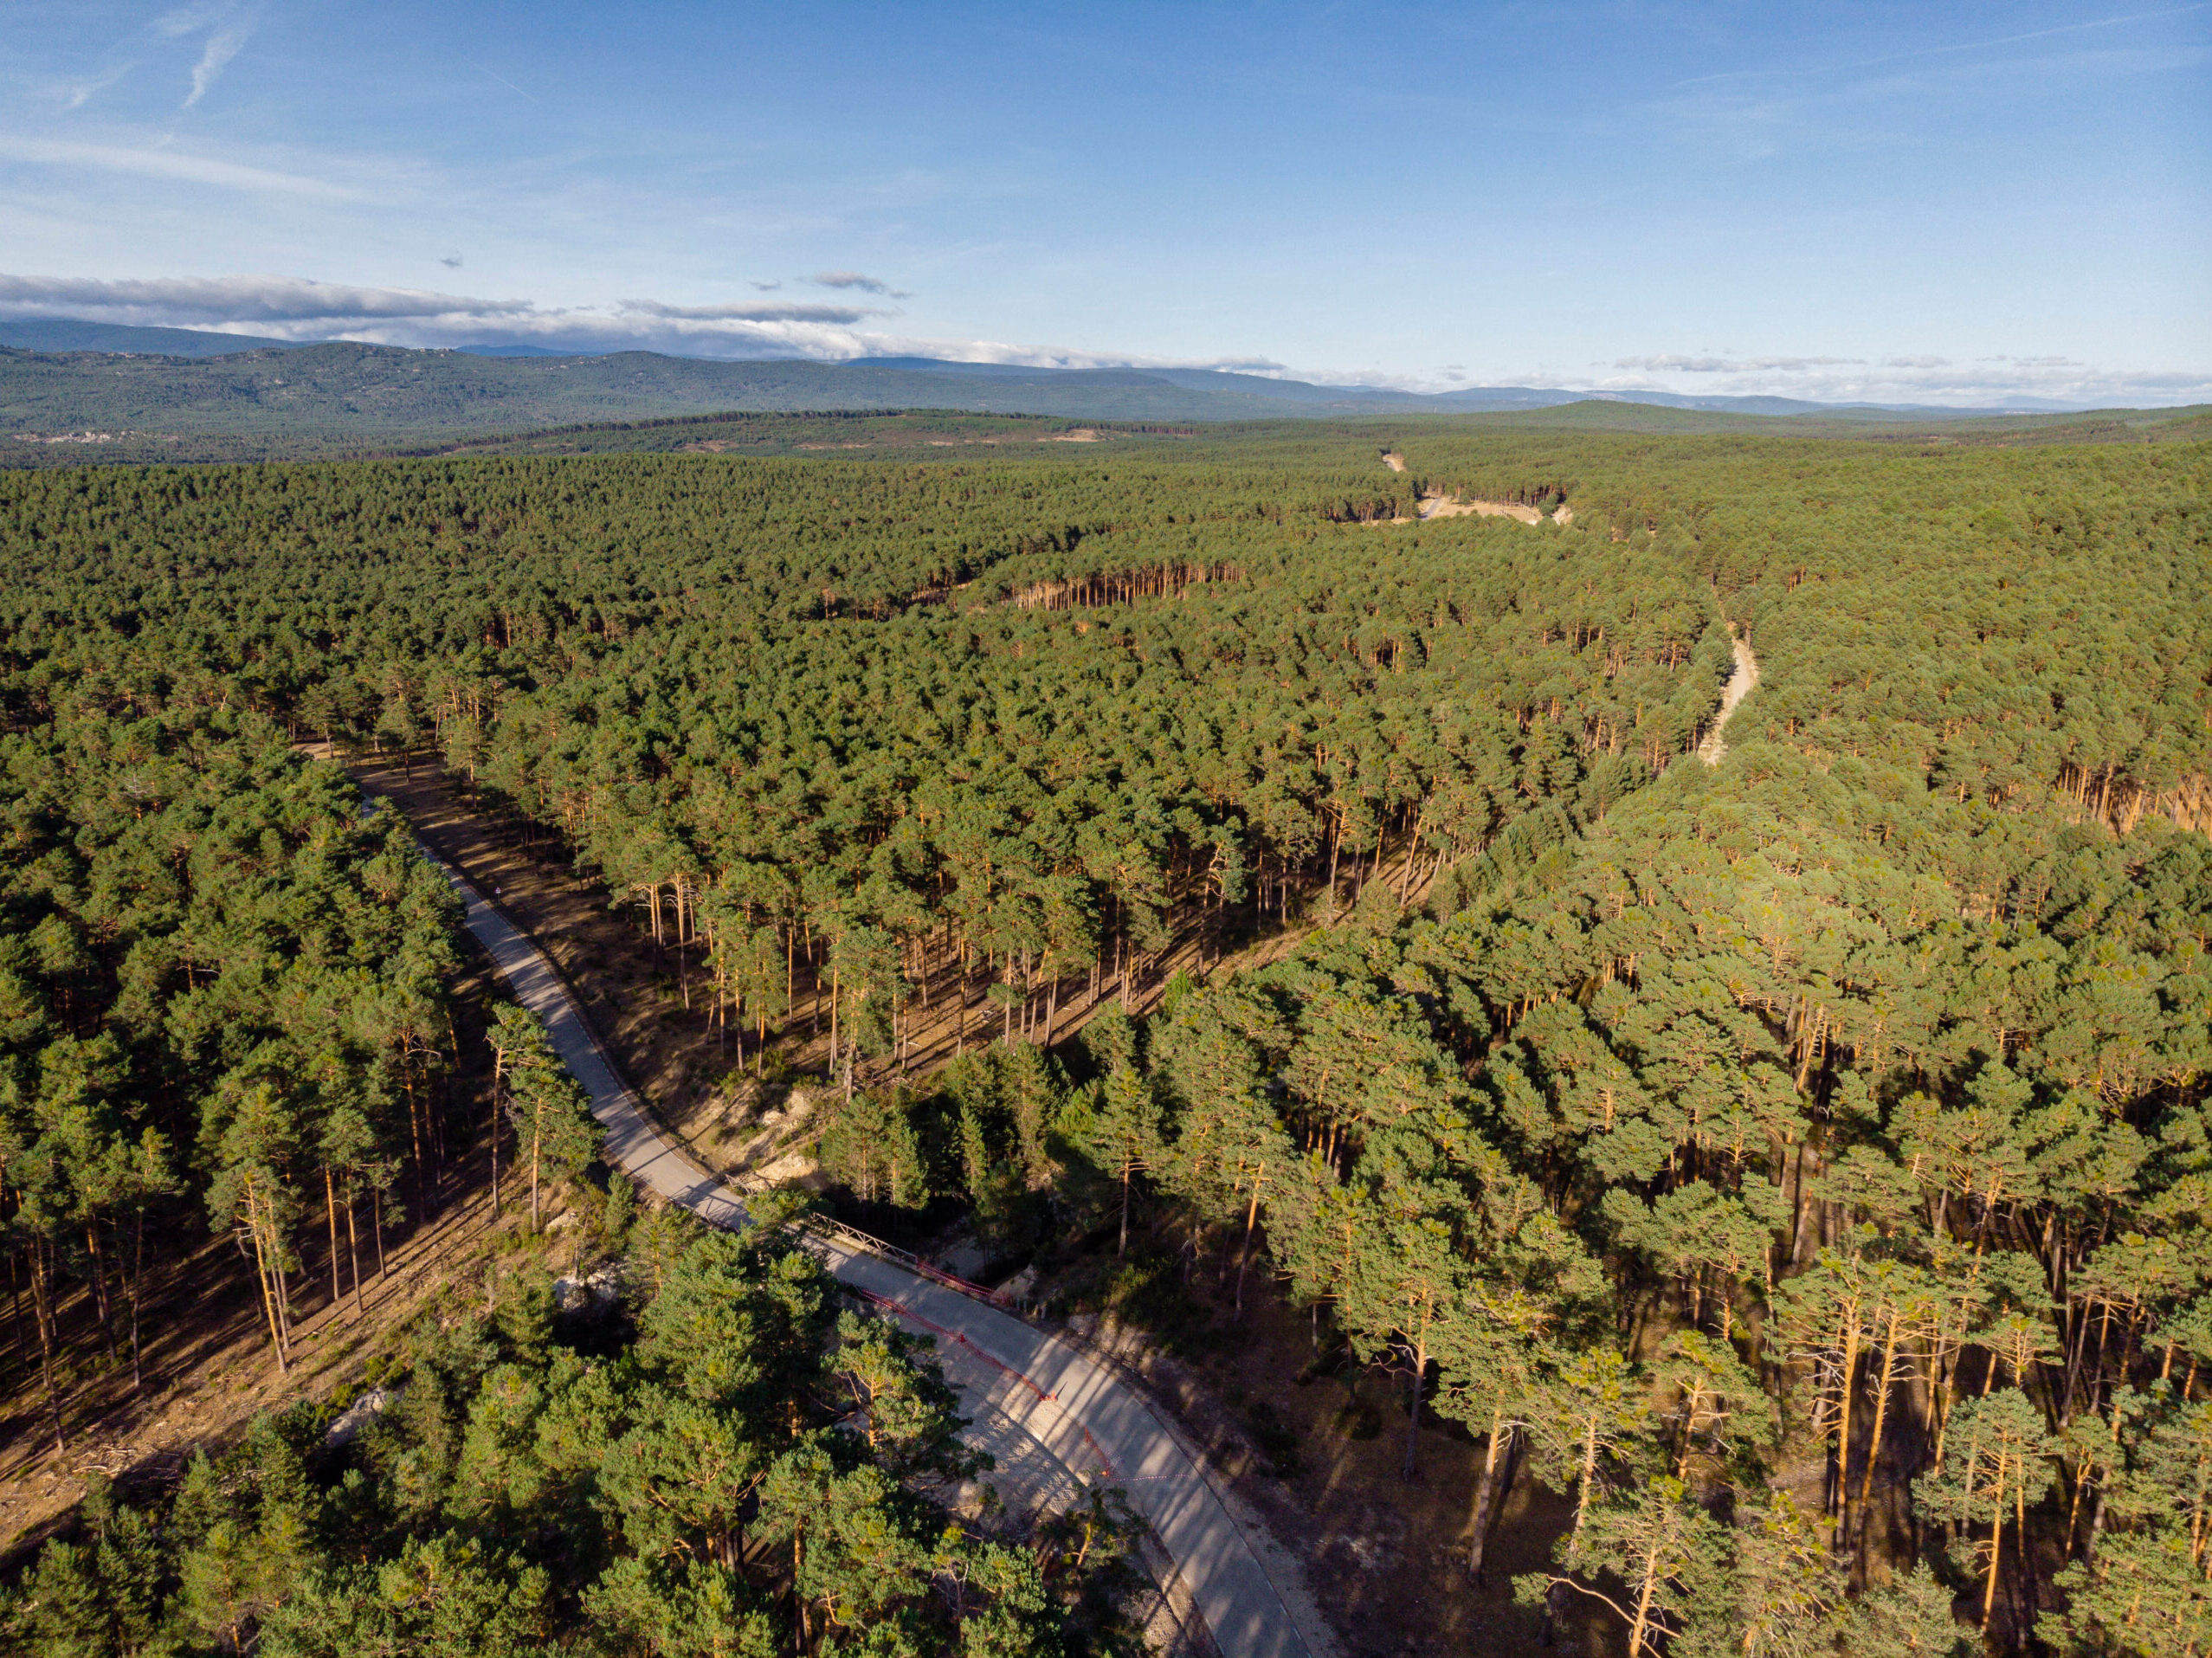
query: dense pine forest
1 421 2209 1655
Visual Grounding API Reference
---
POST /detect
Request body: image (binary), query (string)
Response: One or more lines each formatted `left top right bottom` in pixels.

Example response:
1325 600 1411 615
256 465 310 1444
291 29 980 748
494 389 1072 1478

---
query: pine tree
1077 1065 1164 1257
1518 1474 1729 1658
1913 1386 2059 1637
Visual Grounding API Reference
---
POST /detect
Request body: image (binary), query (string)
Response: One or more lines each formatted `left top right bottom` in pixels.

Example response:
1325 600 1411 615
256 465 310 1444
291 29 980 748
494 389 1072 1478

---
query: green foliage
0 1211 1121 1657
1514 1474 1731 1657
817 1086 935 1210
3 416 2208 1655
488 1000 603 1229
0 703 461 1418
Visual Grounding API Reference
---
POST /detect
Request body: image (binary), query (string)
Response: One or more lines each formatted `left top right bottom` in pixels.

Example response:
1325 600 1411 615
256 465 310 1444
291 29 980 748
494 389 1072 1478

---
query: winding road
406 835 1318 1658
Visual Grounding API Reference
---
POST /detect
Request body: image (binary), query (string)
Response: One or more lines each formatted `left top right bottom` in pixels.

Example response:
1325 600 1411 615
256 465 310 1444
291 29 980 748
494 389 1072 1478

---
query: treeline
432 408 1147 459
0 1206 1141 1655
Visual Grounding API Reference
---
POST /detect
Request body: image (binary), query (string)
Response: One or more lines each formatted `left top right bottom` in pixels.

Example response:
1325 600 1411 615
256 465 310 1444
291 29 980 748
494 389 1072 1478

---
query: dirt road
1698 636 1761 764
404 830 1322 1658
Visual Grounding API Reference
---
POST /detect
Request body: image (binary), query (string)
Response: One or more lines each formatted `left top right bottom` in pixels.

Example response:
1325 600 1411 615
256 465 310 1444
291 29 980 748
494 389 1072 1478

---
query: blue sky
2 1 2207 404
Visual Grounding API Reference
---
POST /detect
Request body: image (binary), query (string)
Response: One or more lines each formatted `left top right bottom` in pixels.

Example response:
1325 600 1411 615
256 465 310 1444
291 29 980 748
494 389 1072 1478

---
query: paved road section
412 835 1312 1658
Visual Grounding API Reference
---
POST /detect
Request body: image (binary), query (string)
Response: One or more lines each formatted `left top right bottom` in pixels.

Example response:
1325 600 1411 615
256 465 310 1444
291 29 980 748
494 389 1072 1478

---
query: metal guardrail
848 1284 1119 1479
803 1215 1016 1307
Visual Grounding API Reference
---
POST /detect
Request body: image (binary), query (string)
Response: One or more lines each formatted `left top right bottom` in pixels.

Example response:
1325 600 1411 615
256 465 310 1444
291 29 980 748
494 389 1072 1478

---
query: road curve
409 835 1314 1658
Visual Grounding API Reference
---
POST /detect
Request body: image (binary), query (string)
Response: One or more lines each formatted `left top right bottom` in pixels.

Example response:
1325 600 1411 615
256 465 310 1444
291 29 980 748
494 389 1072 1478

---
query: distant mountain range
9 317 2196 475
0 316 2088 427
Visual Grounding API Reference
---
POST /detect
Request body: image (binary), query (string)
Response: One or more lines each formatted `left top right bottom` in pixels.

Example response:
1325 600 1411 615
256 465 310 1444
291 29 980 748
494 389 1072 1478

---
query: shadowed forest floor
0 948 544 1562
1067 1275 1600 1658
341 750 1359 1176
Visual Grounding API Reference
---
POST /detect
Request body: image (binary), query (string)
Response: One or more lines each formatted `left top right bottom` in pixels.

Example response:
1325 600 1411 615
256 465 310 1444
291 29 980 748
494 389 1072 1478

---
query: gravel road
411 835 1316 1658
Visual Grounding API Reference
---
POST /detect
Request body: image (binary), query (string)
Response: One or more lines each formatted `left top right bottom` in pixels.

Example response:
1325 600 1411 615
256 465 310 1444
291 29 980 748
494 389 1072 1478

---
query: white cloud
5 271 2200 407
1319 351 2209 408
0 272 529 325
184 14 255 107
0 135 353 199
1672 6 2211 92
468 62 540 104
32 2 255 114
61 66 135 111
619 298 887 325
0 269 1288 372
154 5 225 36
1581 351 2210 408
1647 9 2209 165
1613 353 1866 372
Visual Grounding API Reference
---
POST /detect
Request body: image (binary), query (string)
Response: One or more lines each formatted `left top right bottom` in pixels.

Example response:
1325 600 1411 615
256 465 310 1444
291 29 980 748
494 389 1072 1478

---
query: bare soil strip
1370 456 1570 526
1697 636 1761 765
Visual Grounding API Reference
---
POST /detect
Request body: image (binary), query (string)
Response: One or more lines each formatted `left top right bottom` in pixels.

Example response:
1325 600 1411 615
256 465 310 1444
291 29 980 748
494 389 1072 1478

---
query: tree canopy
3 421 2207 1654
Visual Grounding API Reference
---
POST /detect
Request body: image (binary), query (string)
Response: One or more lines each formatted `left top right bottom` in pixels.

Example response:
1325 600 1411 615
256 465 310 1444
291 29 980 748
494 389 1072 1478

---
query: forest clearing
0 417 2207 1658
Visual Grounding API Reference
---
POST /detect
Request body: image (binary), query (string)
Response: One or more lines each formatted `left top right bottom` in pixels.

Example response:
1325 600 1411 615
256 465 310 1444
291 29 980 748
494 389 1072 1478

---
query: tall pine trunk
1467 1410 1508 1579
128 1206 147 1392
1233 1184 1262 1319
325 1169 343 1307
1982 1460 2008 1629
243 1184 289 1373
29 1242 65 1451
344 1184 364 1315
1401 1301 1432 1480
1832 1313 1864 1550
1854 1307 1908 1558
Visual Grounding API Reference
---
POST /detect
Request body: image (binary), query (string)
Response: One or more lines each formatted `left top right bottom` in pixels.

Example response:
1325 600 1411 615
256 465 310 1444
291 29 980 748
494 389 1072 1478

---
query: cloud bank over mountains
1583 351 2212 410
0 271 1289 375
1 271 2202 409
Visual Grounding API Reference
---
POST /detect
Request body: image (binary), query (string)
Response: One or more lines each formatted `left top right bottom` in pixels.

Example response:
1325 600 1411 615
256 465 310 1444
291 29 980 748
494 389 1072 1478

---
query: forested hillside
3 423 2209 1655
8 337 2205 467
0 341 1349 447
0 435 1734 1075
0 342 1579 461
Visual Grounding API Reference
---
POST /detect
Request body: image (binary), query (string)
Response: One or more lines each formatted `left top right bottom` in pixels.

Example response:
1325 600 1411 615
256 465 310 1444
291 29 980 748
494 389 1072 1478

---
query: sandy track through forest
1377 452 1570 525
399 829 1318 1658
1697 636 1760 764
